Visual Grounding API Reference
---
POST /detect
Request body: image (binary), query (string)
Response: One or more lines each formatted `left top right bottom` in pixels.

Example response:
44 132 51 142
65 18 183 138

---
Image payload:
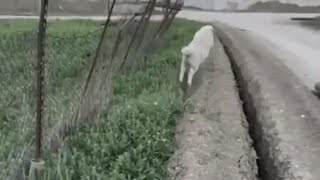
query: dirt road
168 19 320 180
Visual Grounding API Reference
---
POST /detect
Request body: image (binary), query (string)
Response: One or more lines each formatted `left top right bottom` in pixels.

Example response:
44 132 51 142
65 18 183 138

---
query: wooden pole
29 0 48 179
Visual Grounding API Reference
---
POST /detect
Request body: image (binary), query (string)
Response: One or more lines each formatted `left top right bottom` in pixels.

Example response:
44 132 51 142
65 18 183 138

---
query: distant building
0 0 38 14
242 0 320 9
184 0 215 10
183 0 245 11
227 1 240 10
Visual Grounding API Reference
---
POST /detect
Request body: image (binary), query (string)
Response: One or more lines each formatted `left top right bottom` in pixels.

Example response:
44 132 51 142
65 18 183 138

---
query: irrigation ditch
213 21 320 180
218 32 268 180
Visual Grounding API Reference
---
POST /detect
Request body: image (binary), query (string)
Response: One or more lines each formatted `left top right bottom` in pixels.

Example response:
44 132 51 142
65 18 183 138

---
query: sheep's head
181 46 192 57
315 82 320 93
203 25 214 31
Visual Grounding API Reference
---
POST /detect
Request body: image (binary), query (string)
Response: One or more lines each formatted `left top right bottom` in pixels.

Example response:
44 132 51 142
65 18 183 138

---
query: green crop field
0 18 201 179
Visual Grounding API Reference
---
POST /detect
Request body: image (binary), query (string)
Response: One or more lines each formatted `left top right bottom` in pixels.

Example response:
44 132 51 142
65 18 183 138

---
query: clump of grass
1 18 201 179
0 19 102 178
43 19 201 180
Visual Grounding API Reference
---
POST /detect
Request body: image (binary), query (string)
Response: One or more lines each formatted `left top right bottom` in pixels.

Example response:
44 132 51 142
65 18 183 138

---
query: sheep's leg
187 67 197 87
179 60 186 83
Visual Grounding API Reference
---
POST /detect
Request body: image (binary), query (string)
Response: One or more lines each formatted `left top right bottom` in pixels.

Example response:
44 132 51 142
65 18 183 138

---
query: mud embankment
168 33 259 180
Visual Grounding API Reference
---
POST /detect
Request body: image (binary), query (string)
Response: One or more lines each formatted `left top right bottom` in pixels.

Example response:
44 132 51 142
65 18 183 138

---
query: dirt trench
168 36 259 180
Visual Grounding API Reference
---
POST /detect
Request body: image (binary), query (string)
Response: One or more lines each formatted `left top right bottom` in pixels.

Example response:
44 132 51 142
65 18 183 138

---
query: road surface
1 11 319 89
177 10 320 90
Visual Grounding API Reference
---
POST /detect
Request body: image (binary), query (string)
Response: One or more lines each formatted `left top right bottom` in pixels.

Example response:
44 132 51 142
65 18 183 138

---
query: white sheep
179 25 214 87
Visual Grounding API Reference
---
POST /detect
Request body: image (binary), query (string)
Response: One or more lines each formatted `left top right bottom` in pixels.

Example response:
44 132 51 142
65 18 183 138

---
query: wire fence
2 0 183 179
